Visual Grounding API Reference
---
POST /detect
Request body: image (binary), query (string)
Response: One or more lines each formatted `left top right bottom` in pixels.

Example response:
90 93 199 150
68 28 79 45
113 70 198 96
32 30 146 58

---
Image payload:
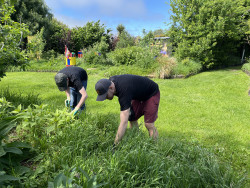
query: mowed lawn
0 68 249 173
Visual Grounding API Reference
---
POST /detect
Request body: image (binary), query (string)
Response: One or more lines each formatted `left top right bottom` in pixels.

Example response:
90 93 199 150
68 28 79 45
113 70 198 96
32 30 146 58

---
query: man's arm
74 87 88 110
114 108 130 145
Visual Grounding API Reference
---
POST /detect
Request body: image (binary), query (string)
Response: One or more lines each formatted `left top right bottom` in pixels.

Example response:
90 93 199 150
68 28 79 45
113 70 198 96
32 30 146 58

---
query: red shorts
130 91 160 123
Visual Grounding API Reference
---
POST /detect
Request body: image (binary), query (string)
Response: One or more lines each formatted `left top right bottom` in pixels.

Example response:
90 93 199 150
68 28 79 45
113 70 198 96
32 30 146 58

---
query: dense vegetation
0 68 249 187
0 0 250 187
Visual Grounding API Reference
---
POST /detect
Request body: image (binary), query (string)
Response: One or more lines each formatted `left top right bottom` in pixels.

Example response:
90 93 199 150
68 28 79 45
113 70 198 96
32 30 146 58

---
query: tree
71 20 110 52
139 29 154 47
116 30 135 49
44 18 71 53
27 27 45 60
11 0 52 35
0 0 29 80
116 24 125 36
169 0 247 69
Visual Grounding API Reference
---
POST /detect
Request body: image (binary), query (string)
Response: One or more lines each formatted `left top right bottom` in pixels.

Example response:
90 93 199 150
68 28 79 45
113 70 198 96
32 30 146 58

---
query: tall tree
116 24 125 36
0 0 29 80
44 18 71 53
169 0 247 69
11 0 52 35
71 20 110 52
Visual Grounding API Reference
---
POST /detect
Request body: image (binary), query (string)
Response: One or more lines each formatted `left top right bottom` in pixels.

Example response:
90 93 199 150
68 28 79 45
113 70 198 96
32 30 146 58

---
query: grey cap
95 79 111 101
55 73 68 91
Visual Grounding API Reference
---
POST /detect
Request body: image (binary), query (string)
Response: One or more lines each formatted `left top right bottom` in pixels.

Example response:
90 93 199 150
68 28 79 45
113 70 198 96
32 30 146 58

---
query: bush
103 65 151 78
173 58 202 77
108 46 159 69
155 56 177 79
241 58 250 75
155 57 202 78
81 38 112 65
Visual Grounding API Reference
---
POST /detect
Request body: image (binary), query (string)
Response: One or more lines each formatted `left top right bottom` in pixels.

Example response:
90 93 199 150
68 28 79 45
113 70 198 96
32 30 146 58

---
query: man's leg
145 122 158 139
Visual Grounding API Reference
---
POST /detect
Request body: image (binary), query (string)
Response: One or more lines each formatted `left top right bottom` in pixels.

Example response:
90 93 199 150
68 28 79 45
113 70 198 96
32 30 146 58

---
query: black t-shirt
58 66 88 91
110 74 159 111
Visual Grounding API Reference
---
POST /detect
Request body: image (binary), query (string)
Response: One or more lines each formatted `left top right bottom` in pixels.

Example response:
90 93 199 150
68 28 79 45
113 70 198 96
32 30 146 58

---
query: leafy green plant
0 0 29 80
27 27 46 60
0 98 32 187
48 167 106 188
241 59 250 75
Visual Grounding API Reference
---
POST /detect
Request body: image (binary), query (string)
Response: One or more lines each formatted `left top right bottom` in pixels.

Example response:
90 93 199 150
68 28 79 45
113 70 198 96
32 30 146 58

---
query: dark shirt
110 74 159 111
59 66 88 91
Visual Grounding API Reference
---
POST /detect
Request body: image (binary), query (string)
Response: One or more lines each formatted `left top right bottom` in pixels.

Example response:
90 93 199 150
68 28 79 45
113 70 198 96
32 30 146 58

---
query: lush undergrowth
7 54 203 78
0 102 247 187
0 66 249 187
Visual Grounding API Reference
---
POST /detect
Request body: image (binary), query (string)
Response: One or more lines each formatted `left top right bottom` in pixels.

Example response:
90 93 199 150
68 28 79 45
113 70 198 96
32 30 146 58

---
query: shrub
108 46 159 69
155 56 177 79
173 58 202 77
241 58 250 75
155 57 202 78
0 98 32 187
81 38 112 65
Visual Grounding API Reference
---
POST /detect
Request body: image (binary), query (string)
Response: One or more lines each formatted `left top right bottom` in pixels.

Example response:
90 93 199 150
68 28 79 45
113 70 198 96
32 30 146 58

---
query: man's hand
71 108 79 116
65 99 70 107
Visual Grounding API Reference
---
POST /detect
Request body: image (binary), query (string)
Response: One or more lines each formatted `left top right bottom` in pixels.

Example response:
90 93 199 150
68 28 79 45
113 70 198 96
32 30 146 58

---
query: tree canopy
0 0 29 80
169 0 249 69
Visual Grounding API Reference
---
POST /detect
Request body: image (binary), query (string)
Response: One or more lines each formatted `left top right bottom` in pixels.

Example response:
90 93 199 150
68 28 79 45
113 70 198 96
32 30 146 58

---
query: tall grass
0 67 249 187
0 87 41 108
12 106 247 187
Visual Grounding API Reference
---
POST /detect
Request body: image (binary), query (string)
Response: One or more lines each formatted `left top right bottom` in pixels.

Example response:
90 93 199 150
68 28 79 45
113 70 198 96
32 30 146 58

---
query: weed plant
8 104 248 187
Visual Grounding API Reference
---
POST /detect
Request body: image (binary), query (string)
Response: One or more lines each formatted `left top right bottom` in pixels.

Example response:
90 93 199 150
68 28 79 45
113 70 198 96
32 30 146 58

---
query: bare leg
129 121 139 129
145 123 158 139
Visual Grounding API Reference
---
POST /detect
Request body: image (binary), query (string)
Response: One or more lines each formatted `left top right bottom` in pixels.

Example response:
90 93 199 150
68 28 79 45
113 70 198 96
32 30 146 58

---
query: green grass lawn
1 67 249 186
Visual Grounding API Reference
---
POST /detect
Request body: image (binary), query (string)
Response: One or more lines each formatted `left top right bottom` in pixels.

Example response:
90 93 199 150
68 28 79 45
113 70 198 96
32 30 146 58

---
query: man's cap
55 73 68 91
95 79 111 101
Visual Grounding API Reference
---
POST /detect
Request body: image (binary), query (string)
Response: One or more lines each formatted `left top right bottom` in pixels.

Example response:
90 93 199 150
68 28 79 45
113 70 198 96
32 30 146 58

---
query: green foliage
116 31 135 49
103 65 151 78
48 167 107 188
4 103 244 187
169 0 247 69
44 18 71 53
1 70 249 187
27 27 46 60
0 0 29 80
11 0 52 35
0 87 41 108
71 21 110 53
172 58 202 76
139 29 154 47
241 60 250 74
108 46 159 69
0 98 32 187
155 56 202 78
116 24 125 35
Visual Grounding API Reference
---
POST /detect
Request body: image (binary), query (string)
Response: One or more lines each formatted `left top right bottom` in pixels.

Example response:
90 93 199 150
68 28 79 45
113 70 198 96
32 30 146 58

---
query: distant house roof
154 37 170 40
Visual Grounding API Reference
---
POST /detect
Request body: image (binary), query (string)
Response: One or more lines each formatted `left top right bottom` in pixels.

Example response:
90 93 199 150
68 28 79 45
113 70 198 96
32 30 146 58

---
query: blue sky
44 0 172 37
